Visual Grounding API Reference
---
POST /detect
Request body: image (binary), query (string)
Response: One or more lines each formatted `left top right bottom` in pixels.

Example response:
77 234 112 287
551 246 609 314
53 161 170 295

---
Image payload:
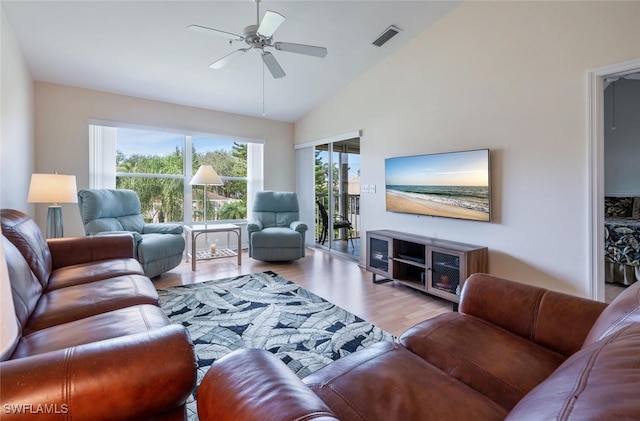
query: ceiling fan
188 0 328 79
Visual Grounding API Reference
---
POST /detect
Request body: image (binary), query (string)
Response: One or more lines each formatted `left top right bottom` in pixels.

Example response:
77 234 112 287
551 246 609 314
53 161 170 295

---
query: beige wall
1 9 34 212
34 82 294 237
295 1 640 297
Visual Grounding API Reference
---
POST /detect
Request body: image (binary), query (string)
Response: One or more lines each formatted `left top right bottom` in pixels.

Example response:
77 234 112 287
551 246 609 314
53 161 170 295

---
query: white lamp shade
27 173 78 204
190 165 223 186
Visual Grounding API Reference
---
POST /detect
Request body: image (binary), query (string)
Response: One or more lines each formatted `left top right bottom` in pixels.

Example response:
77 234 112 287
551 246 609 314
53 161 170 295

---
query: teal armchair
247 191 308 261
77 189 185 278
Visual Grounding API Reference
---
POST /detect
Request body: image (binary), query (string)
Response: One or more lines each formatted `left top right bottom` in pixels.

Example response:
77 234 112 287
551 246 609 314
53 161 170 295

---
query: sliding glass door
315 138 360 258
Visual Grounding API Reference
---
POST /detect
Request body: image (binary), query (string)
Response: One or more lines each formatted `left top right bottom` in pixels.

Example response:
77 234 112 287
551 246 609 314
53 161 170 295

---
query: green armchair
77 189 185 278
247 191 308 261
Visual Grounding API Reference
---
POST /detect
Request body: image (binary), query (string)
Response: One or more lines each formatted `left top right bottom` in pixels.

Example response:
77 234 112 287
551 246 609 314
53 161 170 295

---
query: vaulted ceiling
2 1 460 122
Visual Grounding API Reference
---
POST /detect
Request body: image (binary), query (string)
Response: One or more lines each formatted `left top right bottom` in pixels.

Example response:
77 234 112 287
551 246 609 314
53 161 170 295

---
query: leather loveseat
0 209 196 420
196 273 640 420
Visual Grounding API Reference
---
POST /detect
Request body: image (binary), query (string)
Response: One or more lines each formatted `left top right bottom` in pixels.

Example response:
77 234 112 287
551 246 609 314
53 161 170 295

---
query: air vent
372 25 402 47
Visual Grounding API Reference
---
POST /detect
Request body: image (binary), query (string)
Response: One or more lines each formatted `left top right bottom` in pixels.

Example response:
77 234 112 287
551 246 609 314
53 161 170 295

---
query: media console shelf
366 230 488 308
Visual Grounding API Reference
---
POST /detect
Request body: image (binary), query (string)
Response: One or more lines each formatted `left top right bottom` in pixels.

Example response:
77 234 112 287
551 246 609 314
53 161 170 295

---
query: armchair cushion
143 223 183 235
250 228 304 248
119 214 146 233
78 188 142 221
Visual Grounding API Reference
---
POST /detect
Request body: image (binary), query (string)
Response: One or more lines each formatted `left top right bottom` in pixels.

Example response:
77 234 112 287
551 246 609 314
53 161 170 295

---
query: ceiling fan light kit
188 0 328 79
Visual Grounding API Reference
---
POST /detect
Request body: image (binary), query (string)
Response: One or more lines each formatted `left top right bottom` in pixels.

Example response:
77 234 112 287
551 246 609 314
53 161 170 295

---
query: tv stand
366 230 488 309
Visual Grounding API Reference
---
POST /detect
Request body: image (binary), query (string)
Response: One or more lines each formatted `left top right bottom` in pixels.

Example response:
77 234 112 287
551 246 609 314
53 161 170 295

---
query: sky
385 149 489 187
117 128 236 157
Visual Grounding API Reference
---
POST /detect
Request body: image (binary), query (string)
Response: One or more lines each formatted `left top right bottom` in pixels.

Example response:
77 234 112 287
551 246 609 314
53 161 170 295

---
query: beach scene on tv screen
385 149 490 222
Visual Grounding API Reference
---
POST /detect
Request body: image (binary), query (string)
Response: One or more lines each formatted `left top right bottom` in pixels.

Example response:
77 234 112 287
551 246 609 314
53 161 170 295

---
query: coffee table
184 224 241 271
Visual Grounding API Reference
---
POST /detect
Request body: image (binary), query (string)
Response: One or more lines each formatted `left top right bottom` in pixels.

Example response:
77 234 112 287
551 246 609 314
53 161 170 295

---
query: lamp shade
27 173 78 204
190 165 223 186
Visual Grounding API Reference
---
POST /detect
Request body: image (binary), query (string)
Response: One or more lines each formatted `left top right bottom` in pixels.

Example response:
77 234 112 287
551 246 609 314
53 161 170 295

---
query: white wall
604 78 640 195
34 82 294 237
295 1 640 297
1 9 34 212
0 8 32 358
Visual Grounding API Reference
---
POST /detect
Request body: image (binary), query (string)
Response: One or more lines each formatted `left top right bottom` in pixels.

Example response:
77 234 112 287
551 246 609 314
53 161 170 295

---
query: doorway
589 59 640 301
314 138 361 259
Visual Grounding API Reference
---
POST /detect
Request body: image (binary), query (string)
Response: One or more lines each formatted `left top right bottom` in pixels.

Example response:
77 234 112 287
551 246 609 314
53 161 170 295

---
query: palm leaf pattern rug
158 270 394 420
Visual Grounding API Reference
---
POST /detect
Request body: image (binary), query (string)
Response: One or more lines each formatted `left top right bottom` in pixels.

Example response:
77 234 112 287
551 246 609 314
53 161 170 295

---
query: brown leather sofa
196 273 640 420
0 209 196 420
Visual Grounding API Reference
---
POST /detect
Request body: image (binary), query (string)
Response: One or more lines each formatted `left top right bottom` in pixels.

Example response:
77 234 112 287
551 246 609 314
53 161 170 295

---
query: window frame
90 122 263 224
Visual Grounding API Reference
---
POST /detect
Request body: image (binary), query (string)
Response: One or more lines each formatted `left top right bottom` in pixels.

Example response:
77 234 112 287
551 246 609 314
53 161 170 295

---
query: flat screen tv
385 149 490 222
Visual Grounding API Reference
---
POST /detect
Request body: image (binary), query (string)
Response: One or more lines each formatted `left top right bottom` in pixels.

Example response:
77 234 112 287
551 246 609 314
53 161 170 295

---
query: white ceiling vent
372 25 402 47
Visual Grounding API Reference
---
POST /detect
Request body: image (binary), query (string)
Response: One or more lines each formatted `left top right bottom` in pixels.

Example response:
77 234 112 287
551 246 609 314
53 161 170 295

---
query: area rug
158 270 394 420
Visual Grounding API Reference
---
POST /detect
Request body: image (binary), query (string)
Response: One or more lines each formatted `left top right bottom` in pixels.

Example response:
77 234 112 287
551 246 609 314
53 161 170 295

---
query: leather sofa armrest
247 220 263 233
94 230 143 243
1 325 196 420
197 348 338 421
459 273 607 356
47 234 137 270
142 223 183 235
290 221 308 233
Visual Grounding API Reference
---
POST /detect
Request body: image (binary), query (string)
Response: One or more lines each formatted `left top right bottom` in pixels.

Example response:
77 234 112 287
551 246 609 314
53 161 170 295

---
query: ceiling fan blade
210 49 248 70
188 24 243 41
274 42 328 58
624 73 640 80
262 51 285 79
257 10 285 38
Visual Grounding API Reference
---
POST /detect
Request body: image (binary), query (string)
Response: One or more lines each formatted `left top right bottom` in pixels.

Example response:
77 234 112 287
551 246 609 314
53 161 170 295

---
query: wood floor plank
153 248 451 337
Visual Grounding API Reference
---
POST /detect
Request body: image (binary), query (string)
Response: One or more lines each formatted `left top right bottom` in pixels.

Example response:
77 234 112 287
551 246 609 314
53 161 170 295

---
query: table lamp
27 173 77 238
190 165 223 230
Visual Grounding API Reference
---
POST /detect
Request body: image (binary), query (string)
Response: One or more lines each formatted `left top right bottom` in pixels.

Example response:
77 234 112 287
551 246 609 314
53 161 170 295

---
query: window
90 124 263 224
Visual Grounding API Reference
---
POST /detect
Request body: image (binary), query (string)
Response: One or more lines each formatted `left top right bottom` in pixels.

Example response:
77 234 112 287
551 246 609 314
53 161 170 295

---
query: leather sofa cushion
3 325 196 421
303 341 507 421
198 348 338 421
400 312 566 411
507 323 640 420
4 237 42 332
459 273 606 357
47 258 144 291
582 278 640 345
24 275 159 334
1 209 52 288
11 304 170 359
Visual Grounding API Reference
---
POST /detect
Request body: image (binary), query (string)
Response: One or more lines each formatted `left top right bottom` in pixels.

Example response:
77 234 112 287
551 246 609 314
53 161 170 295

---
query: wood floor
154 248 452 337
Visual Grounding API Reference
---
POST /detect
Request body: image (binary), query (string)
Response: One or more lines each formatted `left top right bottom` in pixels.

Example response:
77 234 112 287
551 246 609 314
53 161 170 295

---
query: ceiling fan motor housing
244 25 270 49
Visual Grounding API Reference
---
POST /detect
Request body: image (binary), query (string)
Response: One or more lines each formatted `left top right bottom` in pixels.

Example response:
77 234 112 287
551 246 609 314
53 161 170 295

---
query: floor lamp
27 173 78 238
190 165 224 253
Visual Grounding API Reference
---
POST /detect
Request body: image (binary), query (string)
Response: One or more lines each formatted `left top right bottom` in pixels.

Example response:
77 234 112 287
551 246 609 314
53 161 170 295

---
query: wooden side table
184 224 241 271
